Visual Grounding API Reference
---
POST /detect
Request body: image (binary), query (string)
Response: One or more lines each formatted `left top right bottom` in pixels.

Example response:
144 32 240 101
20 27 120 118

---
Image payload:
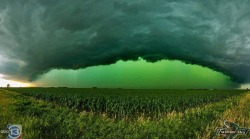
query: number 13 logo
7 125 22 139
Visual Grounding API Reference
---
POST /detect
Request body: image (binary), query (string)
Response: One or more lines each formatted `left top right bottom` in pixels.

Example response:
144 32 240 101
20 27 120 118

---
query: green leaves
6 88 244 120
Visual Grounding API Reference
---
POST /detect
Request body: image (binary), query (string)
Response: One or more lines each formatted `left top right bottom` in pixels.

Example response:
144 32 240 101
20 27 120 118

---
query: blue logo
7 125 22 139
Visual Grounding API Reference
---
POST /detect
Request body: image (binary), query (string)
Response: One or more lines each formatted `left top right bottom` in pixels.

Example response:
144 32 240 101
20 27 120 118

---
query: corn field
6 88 244 119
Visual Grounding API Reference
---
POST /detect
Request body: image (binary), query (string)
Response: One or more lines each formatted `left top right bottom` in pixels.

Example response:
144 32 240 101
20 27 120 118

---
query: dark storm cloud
0 0 250 83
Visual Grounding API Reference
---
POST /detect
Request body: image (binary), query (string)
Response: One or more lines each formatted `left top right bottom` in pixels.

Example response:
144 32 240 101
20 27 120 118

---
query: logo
7 125 22 139
215 121 249 139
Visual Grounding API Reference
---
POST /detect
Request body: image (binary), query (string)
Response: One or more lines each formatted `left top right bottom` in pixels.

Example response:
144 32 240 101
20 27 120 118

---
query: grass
0 89 249 138
6 88 245 119
201 91 250 139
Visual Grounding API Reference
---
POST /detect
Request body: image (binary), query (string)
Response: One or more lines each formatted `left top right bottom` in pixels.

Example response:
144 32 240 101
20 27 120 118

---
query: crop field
5 88 245 119
1 88 249 138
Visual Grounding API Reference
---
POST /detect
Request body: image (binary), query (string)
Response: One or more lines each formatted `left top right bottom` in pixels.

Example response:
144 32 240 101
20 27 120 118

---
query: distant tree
7 84 10 88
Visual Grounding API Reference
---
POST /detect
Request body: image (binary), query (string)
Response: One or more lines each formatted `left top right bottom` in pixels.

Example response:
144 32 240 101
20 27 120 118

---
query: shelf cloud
0 0 250 84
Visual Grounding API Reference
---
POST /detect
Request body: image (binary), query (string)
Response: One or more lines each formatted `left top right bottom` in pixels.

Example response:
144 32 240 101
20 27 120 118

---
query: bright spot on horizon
0 74 33 87
240 84 250 89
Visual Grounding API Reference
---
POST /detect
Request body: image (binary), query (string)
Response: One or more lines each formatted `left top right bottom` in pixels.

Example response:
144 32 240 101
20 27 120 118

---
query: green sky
34 59 237 89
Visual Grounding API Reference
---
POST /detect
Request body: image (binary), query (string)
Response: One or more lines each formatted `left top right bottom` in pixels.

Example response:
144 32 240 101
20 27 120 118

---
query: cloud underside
0 0 250 84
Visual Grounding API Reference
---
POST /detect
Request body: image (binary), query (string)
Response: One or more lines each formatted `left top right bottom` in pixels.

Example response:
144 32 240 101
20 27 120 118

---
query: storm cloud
0 0 250 83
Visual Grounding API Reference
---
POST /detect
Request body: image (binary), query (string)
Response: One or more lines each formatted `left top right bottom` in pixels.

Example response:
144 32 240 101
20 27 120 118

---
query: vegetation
1 88 249 138
6 88 244 119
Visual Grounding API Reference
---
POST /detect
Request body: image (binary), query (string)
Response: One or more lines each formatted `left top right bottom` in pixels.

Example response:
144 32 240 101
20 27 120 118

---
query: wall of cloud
0 0 250 84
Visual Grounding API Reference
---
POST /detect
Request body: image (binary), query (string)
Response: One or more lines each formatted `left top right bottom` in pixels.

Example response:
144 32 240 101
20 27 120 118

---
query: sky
34 59 237 89
0 0 250 89
0 74 32 87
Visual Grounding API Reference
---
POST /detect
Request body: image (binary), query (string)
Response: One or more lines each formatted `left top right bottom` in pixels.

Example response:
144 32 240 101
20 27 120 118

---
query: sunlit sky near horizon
2 59 249 89
0 59 249 89
0 74 33 87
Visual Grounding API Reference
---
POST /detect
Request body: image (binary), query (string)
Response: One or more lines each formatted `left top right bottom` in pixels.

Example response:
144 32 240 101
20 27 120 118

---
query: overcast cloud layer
0 0 250 83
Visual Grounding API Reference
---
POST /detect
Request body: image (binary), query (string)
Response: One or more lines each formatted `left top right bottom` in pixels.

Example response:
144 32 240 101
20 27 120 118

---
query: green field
0 88 249 138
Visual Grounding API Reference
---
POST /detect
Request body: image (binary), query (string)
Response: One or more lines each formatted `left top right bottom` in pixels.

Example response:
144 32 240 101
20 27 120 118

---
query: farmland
5 88 245 119
0 88 249 138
